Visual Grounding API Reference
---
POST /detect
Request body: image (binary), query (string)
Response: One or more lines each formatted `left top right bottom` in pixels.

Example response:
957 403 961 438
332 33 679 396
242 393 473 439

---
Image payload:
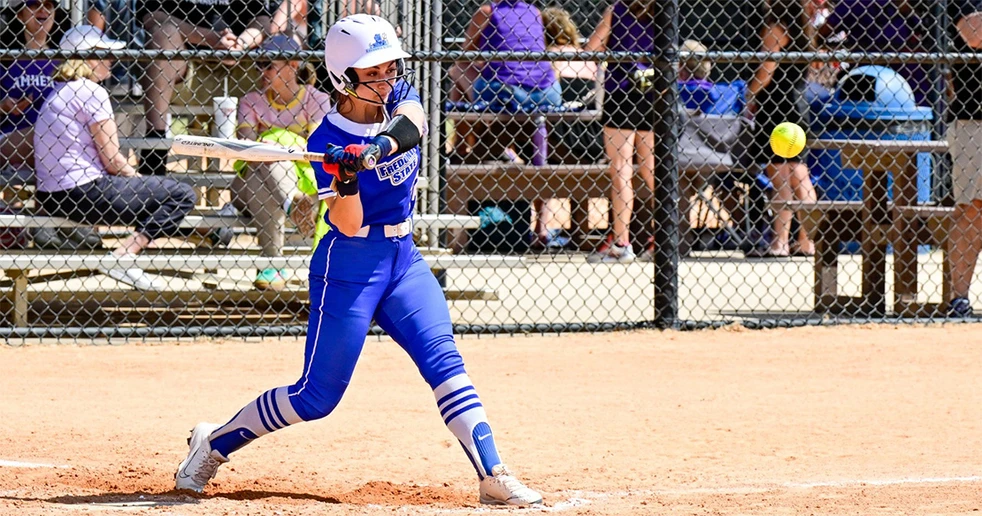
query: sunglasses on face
24 1 54 9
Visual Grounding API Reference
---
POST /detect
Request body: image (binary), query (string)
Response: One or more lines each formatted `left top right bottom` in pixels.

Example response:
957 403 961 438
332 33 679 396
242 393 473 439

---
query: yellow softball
770 122 807 159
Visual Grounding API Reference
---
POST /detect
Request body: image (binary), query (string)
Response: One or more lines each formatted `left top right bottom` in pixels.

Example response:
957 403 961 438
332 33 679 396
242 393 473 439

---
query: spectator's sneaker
947 297 974 318
175 422 227 493
254 268 287 291
638 236 655 262
586 236 635 263
100 252 162 290
31 227 65 249
530 229 570 252
59 227 104 250
479 464 543 506
207 227 234 247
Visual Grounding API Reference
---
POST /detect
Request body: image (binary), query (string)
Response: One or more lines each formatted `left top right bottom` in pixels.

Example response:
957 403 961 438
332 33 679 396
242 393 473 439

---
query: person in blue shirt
173 14 543 507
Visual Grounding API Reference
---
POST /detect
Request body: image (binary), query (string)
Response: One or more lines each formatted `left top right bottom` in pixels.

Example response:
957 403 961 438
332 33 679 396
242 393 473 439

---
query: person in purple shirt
463 0 562 249
584 0 655 263
0 0 69 174
818 0 931 105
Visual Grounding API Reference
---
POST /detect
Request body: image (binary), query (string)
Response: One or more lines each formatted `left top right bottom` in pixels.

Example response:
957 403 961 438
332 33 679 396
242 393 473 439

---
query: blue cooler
808 66 934 253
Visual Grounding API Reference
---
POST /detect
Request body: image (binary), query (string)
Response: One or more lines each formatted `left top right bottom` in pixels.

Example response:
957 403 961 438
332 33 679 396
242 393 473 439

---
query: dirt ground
3 324 982 515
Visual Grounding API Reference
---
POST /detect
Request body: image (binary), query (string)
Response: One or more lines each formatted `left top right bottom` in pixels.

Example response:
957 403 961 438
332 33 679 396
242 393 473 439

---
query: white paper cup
212 96 238 139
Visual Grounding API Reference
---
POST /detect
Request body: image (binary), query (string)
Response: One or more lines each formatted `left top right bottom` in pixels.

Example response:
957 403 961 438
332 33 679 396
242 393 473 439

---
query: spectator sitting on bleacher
745 0 818 258
136 0 271 176
86 0 144 97
34 26 196 291
522 6 596 250
0 0 68 176
464 0 561 167
231 34 331 291
584 0 655 263
678 39 715 109
542 7 597 93
0 0 105 250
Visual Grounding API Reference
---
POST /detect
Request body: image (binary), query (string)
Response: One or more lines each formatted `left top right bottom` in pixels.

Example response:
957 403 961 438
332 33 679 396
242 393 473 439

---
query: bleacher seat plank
20 286 499 305
0 253 525 271
0 213 479 231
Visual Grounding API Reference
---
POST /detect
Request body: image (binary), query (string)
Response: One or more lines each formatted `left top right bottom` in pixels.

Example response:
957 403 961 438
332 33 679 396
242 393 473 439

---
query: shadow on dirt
39 488 341 506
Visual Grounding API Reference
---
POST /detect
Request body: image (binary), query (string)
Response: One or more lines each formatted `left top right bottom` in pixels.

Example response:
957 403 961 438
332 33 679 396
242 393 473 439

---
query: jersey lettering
375 149 418 187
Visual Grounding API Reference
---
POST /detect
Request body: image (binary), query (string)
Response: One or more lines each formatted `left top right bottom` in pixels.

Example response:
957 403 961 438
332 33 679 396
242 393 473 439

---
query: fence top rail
3 49 976 65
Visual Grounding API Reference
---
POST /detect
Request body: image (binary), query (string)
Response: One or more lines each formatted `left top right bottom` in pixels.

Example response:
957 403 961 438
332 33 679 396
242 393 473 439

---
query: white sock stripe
439 391 480 419
437 386 476 414
264 390 287 429
256 396 276 432
433 374 475 409
273 386 302 425
291 238 336 400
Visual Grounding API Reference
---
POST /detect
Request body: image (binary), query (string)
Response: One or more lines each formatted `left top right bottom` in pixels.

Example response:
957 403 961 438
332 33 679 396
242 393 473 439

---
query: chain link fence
0 0 980 340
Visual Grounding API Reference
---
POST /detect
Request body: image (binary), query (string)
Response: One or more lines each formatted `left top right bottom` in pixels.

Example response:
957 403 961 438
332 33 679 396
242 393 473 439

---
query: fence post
652 0 680 328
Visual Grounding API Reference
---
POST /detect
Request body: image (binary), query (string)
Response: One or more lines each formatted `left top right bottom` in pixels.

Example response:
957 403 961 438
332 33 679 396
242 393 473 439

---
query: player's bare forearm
327 193 363 236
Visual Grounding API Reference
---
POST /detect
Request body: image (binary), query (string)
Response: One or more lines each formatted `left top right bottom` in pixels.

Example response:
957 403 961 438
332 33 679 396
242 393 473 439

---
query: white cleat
175 422 227 493
479 464 543 506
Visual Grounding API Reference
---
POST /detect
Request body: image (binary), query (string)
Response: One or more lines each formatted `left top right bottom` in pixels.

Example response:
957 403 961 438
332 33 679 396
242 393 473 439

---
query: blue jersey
307 80 423 227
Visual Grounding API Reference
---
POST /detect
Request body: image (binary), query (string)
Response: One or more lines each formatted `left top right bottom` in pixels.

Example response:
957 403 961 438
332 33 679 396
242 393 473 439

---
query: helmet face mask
340 59 415 105
324 14 413 106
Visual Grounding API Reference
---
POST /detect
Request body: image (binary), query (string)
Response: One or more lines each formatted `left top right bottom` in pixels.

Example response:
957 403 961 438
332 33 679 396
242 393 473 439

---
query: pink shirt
549 45 598 81
237 86 332 138
34 79 114 193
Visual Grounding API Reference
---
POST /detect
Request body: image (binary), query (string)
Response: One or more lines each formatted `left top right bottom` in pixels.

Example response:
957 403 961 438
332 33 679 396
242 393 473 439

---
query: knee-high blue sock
208 386 302 457
434 374 502 479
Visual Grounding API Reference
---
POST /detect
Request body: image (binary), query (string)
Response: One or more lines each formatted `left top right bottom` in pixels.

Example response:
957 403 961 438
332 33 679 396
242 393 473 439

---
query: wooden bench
0 251 524 327
0 212 501 327
773 139 952 317
0 212 479 231
444 162 740 253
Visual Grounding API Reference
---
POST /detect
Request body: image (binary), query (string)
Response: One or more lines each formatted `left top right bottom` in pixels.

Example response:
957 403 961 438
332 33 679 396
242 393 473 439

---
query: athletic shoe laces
193 453 222 486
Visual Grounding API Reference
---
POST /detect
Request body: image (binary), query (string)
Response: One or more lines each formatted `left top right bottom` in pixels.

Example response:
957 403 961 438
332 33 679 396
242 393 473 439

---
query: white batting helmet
324 14 411 97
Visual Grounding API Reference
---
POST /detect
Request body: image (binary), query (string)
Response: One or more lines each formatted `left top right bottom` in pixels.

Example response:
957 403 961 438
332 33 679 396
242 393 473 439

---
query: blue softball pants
286 226 466 421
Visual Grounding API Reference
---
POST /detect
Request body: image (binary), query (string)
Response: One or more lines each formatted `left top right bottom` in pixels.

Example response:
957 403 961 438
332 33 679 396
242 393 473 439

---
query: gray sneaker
99 253 162 290
175 422 227 493
59 227 104 250
479 464 542 506
586 238 635 263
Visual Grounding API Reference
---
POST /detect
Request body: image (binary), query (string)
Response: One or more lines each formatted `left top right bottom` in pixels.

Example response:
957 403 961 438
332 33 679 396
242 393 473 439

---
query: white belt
352 218 413 238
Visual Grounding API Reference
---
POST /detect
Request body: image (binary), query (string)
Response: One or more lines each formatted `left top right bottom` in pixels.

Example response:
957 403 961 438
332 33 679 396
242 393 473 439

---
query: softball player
174 14 542 507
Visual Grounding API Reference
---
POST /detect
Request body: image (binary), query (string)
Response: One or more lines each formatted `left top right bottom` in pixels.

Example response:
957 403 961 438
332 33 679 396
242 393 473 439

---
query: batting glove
344 143 385 168
324 146 366 171
323 162 357 184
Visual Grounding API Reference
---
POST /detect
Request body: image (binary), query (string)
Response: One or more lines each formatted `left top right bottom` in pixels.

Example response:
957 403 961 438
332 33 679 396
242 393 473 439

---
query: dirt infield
2 324 982 515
